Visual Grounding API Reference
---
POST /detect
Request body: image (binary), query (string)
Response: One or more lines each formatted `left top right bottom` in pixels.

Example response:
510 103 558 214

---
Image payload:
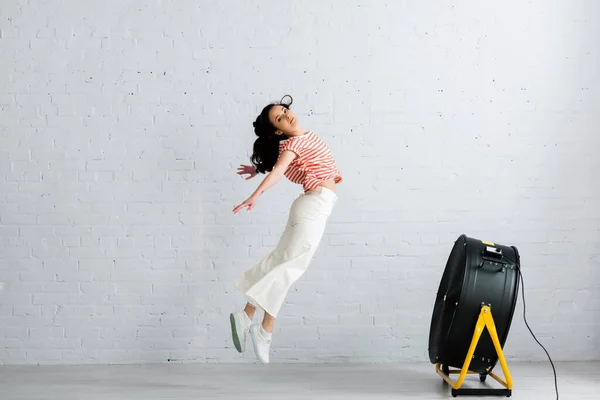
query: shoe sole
250 326 269 364
230 313 244 353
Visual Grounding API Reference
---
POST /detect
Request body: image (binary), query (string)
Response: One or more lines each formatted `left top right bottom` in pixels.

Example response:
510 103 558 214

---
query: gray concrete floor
0 361 596 399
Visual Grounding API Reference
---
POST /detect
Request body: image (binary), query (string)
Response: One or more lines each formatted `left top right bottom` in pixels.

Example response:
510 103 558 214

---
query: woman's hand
237 164 257 180
233 195 258 214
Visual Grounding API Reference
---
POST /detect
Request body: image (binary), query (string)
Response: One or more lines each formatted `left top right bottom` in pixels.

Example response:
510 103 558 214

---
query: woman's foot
230 311 252 353
249 324 272 364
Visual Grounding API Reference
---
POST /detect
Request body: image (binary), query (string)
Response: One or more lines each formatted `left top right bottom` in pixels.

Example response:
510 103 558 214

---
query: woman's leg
262 311 275 333
244 302 257 320
249 311 274 364
234 194 332 318
237 188 338 363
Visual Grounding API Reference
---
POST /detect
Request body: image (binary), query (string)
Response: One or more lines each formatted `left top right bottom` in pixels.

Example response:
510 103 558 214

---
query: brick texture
0 0 599 364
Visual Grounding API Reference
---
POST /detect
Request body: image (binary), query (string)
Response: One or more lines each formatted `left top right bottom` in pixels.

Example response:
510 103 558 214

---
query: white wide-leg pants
234 186 338 318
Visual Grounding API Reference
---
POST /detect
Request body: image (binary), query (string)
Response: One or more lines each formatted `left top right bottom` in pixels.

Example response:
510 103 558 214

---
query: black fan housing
428 234 520 374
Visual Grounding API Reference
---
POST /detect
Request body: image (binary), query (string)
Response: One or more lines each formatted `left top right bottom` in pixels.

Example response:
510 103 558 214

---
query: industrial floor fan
428 234 520 397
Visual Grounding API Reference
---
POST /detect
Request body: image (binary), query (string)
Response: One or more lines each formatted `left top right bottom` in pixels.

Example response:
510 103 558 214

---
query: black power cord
482 245 559 398
516 264 559 400
508 255 559 400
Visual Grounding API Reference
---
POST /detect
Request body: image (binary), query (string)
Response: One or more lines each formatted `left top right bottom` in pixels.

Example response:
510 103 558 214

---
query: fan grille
428 235 467 363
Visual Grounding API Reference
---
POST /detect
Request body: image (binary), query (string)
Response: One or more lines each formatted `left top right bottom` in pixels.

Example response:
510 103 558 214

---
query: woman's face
269 105 298 136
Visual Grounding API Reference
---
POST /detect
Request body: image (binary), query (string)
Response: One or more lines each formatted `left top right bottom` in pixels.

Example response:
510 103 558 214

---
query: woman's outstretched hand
233 195 258 214
237 164 257 180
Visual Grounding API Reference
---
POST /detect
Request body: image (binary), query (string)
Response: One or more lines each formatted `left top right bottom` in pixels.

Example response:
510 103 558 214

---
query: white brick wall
1 0 599 365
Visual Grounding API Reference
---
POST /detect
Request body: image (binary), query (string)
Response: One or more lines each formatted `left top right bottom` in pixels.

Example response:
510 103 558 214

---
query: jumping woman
230 95 342 364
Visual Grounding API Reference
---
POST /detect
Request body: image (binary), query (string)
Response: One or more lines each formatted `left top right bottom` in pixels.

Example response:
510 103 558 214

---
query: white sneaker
250 324 272 364
230 311 251 353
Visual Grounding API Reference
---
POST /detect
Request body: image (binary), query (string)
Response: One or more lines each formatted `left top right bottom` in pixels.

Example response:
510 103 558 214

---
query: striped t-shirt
278 131 343 192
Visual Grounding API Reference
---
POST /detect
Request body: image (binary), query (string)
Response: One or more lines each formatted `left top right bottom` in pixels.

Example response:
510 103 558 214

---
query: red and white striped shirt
278 131 343 192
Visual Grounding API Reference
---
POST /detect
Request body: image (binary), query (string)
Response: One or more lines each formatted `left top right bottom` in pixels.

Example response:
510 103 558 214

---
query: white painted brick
56 306 114 318
29 327 65 338
148 305 186 317
338 314 375 326
159 317 195 328
1 339 26 349
188 283 224 296
113 283 152 295
1 214 37 225
1 327 28 338
68 247 105 259
0 316 54 328
151 283 187 296
80 338 117 351
5 303 38 318
78 259 113 270
19 271 55 282
25 338 81 350
104 294 143 305
40 306 57 317
0 306 13 316
32 294 69 305
136 327 172 339
78 283 116 295
113 306 147 318
42 283 80 294
100 328 135 340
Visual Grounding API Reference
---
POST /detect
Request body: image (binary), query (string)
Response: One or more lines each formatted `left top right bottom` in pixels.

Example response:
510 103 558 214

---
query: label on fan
482 240 495 246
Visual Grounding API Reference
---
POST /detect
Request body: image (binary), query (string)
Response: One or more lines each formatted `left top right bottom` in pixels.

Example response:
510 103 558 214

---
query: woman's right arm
249 150 297 198
232 150 297 214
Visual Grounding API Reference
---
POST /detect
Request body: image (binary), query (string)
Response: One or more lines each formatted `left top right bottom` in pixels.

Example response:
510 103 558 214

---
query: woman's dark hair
250 95 294 174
